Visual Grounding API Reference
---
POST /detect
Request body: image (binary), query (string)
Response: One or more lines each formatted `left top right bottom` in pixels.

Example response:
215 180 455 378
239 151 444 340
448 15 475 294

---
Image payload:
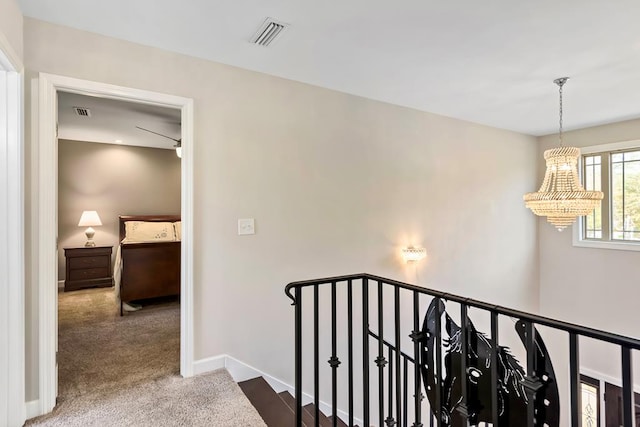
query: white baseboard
25 400 40 420
192 354 225 376
194 354 362 426
58 280 64 289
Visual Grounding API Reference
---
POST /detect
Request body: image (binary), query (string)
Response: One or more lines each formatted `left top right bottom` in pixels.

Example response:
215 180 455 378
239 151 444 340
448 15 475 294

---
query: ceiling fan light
175 145 182 158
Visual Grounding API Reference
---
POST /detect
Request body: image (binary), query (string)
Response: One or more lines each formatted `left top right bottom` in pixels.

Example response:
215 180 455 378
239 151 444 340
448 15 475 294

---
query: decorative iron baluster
395 286 402 427
569 333 580 427
329 281 340 426
294 287 302 427
362 278 370 427
410 291 423 427
458 303 469 423
522 321 542 427
386 347 395 427
377 281 387 427
490 312 499 427
347 279 354 427
622 346 633 427
403 357 408 427
434 298 443 427
314 284 320 426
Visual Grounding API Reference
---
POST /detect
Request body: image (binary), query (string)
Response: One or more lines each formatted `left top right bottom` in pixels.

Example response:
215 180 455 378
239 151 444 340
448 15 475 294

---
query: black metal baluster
569 333 580 427
347 279 354 427
329 281 340 427
459 304 469 424
314 285 320 427
387 347 394 427
295 287 302 427
362 278 370 427
490 312 499 427
622 346 633 427
410 291 423 427
409 291 423 427
377 281 387 427
434 298 442 427
524 321 538 427
395 286 402 427
403 357 408 427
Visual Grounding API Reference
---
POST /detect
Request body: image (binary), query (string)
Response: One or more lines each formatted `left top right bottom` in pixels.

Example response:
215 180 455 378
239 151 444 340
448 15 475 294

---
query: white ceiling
58 92 181 149
19 0 640 136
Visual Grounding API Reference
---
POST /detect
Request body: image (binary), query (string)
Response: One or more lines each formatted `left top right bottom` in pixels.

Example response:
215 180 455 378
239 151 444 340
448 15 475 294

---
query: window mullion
602 152 611 241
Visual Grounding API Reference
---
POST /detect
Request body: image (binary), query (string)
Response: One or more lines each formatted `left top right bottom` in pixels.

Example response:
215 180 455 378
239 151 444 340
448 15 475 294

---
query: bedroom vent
73 106 91 117
250 18 289 47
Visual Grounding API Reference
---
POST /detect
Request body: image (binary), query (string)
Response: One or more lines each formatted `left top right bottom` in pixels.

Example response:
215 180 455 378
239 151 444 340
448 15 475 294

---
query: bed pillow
173 221 182 241
124 221 176 243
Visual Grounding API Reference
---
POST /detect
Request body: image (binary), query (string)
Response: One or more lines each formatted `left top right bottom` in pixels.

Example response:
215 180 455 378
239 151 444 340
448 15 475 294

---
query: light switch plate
238 218 255 235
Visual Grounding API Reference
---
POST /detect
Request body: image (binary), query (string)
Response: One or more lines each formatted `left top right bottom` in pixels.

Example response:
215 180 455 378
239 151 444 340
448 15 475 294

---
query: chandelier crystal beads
523 78 603 231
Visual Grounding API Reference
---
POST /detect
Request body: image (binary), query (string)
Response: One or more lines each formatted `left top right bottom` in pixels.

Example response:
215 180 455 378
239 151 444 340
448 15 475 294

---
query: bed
116 215 181 315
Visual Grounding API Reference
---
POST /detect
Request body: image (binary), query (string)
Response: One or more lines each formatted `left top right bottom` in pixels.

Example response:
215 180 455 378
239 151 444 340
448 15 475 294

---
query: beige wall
24 18 539 402
538 118 640 377
0 0 23 63
57 139 181 280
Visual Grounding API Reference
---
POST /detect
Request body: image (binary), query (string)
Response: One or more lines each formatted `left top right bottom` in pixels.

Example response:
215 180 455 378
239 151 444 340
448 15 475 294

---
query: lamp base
85 226 96 247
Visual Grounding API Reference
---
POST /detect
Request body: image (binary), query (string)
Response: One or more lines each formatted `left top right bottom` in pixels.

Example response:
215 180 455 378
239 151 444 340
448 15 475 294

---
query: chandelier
523 77 603 231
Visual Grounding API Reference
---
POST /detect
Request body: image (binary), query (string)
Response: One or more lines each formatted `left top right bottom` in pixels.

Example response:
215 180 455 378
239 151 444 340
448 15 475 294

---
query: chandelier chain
554 77 568 147
559 82 563 146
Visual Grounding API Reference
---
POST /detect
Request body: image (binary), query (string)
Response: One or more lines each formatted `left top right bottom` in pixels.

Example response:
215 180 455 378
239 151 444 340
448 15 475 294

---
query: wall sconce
78 210 102 247
402 246 427 263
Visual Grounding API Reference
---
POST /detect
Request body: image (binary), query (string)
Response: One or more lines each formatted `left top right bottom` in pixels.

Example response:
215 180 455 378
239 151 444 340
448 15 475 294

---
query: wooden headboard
119 215 181 242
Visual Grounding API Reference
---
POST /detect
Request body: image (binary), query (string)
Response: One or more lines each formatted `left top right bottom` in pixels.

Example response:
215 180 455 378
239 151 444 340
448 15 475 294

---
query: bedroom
56 91 183 400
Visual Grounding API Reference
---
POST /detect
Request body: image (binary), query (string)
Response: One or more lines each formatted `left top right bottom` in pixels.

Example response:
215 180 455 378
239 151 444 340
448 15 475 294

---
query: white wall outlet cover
238 218 255 235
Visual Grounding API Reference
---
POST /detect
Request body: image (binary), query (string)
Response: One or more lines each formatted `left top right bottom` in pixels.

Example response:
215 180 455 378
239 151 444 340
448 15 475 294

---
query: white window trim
573 139 640 252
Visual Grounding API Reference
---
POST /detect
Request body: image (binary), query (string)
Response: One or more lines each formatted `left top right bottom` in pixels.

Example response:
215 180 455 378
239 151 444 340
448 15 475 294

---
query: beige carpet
26 288 266 426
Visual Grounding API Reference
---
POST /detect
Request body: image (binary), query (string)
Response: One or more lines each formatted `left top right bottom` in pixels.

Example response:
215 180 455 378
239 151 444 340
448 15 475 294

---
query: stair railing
285 273 640 427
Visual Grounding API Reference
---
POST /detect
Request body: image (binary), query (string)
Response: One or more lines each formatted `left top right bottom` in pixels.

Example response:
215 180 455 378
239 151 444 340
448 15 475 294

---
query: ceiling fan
135 126 182 158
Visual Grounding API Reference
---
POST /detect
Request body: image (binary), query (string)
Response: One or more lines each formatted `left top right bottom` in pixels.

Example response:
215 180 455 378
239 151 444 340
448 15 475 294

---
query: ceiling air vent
73 106 91 117
250 18 289 47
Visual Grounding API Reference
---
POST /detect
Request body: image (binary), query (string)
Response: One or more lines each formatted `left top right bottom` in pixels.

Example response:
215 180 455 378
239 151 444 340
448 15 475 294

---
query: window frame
573 139 640 252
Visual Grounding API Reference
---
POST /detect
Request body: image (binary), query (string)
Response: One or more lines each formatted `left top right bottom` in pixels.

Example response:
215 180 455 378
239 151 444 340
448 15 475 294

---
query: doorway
34 73 194 416
56 91 183 401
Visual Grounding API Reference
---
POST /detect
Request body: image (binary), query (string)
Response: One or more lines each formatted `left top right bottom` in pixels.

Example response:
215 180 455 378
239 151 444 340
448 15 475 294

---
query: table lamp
78 210 102 247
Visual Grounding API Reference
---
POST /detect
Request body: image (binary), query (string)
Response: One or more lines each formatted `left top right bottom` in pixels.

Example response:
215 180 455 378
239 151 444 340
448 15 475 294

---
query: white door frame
35 73 194 415
0 32 25 427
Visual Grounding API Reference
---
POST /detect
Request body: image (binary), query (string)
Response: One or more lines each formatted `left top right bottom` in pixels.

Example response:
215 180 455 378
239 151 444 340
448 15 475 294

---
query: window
580 375 600 427
576 140 640 251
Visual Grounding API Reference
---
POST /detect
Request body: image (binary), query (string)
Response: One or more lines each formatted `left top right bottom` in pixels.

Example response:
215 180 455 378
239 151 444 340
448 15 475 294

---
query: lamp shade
78 210 102 227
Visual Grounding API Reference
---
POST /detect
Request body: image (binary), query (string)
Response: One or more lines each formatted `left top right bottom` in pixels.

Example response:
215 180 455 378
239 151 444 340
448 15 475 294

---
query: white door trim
35 73 195 415
0 38 25 427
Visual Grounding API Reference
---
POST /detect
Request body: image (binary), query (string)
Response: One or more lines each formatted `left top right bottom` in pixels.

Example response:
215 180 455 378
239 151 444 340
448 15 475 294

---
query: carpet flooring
26 287 266 426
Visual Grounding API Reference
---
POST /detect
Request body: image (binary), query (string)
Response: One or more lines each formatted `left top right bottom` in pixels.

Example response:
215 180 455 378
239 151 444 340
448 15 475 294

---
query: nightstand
64 246 113 292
